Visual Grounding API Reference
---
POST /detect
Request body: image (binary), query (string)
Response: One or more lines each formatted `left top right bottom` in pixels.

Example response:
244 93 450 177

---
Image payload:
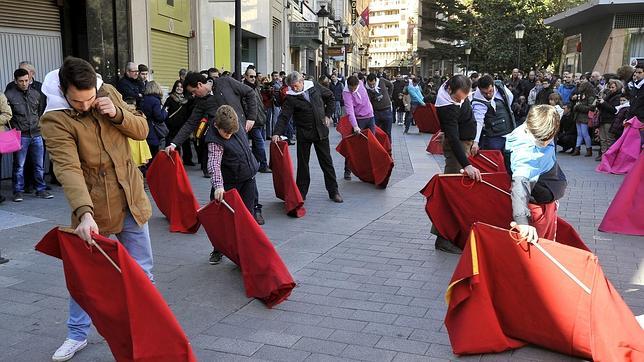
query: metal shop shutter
0 0 61 32
150 30 188 91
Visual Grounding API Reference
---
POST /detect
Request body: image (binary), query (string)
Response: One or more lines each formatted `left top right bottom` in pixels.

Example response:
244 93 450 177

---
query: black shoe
344 170 351 180
0 257 8 265
287 140 296 146
435 237 462 254
258 167 272 174
330 193 343 203
0 195 5 204
36 190 54 199
203 170 212 178
209 250 223 265
12 192 23 202
254 210 265 225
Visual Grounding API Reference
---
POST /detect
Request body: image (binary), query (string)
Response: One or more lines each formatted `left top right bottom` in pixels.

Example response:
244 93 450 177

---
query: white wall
130 0 150 70
197 0 272 72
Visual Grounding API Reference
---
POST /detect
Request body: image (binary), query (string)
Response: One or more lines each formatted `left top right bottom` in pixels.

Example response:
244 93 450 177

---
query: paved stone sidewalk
0 123 641 361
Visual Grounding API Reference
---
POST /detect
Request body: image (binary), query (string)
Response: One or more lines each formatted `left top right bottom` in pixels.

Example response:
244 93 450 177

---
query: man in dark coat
165 71 258 177
271 71 343 203
116 62 144 107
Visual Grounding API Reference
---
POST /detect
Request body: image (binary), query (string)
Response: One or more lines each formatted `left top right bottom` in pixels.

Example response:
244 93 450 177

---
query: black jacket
273 82 334 141
5 80 46 115
392 80 406 108
436 99 476 168
116 77 144 106
597 91 621 125
205 125 258 185
5 86 41 137
171 77 257 146
627 79 644 121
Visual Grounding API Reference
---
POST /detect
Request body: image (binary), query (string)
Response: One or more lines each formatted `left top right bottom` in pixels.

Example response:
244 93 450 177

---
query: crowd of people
0 52 642 360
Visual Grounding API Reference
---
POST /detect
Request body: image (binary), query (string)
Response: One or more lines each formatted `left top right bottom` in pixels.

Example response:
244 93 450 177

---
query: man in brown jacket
40 57 154 362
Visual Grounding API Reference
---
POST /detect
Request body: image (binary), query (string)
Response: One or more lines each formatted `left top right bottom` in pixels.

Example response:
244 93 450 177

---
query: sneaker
209 250 223 265
258 167 272 174
344 170 351 180
12 192 23 202
36 190 54 199
254 210 265 225
52 338 87 362
435 237 462 254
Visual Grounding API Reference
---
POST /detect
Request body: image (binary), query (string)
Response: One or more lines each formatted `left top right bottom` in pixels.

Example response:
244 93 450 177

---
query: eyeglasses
248 75 256 79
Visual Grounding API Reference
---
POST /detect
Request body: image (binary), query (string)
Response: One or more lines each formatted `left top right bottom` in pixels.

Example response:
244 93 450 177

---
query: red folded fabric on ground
468 150 507 173
336 115 392 154
419 173 590 251
337 130 394 188
146 151 200 233
599 152 644 236
35 228 197 362
197 190 296 307
412 104 441 133
374 126 392 155
269 141 306 218
445 222 644 360
426 131 444 154
597 117 643 174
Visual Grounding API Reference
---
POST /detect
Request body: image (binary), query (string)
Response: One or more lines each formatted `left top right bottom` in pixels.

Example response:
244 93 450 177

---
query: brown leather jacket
41 84 151 234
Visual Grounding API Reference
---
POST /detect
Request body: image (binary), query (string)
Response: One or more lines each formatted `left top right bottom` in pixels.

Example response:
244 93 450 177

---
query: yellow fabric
445 230 480 304
129 138 152 167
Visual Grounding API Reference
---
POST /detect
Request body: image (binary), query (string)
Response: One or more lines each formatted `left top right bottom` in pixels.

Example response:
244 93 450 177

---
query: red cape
419 173 589 251
146 151 200 233
269 141 306 217
468 150 507 173
412 104 441 133
446 222 644 360
197 190 296 307
35 228 196 362
337 130 394 188
426 131 444 154
596 117 643 174
336 115 392 154
599 152 644 235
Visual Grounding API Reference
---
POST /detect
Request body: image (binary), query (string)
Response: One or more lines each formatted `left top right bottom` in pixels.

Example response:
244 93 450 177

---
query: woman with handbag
140 81 168 161
570 81 596 157
164 80 193 165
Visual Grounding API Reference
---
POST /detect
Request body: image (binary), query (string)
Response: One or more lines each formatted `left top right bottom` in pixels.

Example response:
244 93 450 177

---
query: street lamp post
464 44 472 75
514 23 526 70
342 28 350 78
317 5 330 77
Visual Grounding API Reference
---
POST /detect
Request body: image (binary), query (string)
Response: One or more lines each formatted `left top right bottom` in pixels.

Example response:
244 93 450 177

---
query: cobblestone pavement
0 123 642 361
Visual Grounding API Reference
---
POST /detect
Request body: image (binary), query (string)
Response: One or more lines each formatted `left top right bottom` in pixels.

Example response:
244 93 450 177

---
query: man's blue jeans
13 135 46 193
249 127 268 169
67 211 154 341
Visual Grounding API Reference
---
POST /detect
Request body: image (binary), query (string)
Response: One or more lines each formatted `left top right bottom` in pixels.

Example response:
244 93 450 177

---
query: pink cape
596 117 643 174
599 152 644 236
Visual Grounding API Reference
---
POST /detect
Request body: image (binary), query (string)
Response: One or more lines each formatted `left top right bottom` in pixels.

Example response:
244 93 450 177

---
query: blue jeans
13 135 46 193
576 123 592 148
249 127 268 169
374 109 393 141
480 135 506 151
67 211 154 341
333 101 343 124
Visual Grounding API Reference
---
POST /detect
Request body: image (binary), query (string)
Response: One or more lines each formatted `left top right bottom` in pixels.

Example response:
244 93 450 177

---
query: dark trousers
196 140 208 173
374 108 393 142
480 135 506 151
345 117 376 173
181 140 193 164
296 137 338 199
210 177 259 213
